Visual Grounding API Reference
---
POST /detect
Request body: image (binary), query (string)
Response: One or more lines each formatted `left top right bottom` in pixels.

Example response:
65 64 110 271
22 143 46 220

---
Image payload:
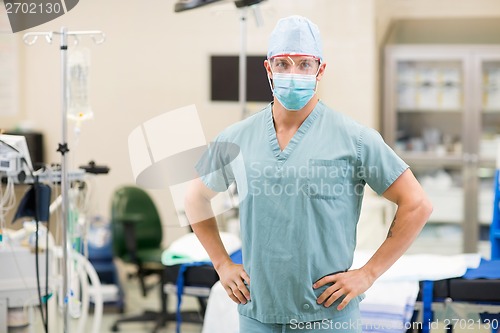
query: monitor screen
210 55 273 102
0 134 34 173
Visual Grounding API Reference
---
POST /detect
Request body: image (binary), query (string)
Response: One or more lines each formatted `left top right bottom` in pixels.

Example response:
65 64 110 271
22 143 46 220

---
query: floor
31 277 204 333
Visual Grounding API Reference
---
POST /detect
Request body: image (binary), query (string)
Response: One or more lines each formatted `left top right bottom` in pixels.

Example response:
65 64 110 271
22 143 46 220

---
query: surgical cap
267 15 323 61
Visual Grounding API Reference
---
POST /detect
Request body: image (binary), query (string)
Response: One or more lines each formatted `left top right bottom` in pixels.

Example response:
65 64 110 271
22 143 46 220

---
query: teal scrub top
196 101 409 324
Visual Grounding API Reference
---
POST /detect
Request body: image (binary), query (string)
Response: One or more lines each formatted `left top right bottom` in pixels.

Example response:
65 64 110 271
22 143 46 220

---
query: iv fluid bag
67 48 93 122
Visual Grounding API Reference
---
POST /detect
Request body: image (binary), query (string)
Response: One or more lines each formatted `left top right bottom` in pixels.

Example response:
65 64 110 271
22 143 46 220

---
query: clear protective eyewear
270 55 320 75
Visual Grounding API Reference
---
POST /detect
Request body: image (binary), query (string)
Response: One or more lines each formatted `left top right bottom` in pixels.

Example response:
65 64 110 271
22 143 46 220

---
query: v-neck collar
266 101 321 162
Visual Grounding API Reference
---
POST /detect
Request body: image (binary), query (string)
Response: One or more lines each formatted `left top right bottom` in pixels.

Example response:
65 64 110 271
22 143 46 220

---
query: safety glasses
269 55 320 75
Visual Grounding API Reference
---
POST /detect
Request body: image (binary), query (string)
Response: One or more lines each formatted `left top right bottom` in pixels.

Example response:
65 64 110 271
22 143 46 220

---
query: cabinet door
472 50 500 255
473 52 500 167
384 46 469 152
384 46 470 254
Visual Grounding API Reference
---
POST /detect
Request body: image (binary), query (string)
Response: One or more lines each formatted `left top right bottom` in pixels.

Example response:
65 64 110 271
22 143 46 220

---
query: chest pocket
307 159 348 200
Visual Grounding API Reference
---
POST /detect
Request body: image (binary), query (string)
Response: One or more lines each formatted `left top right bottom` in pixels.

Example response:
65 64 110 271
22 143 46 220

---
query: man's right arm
184 177 250 304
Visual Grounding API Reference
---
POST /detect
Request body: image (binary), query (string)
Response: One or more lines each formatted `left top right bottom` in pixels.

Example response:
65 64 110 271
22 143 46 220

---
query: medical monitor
0 134 34 175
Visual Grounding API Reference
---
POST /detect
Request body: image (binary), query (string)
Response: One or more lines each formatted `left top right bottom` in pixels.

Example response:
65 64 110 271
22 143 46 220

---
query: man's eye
301 61 312 68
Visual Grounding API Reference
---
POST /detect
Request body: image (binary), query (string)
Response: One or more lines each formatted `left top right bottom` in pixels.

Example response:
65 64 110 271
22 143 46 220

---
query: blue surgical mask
270 73 318 111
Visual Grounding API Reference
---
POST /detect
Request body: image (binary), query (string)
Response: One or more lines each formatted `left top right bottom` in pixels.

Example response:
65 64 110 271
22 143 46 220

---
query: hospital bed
414 260 500 333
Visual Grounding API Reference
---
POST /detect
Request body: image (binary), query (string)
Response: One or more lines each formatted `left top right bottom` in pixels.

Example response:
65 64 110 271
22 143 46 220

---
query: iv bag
67 48 93 122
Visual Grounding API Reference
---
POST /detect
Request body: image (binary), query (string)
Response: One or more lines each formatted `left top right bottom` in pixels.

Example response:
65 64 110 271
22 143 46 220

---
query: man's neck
272 97 319 132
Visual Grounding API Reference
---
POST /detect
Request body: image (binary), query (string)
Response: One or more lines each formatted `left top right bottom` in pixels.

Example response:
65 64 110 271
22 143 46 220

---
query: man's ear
316 62 327 81
264 59 273 79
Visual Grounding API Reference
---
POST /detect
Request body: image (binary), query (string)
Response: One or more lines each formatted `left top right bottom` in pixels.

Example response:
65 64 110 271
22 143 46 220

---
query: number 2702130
5 2 62 14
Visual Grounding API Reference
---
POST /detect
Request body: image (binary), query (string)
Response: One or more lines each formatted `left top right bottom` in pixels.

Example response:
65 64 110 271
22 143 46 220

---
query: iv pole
239 4 263 119
23 27 105 333
239 7 247 119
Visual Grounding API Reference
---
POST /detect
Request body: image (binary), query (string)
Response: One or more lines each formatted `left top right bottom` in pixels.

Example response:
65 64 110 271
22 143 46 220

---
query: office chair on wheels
109 185 217 333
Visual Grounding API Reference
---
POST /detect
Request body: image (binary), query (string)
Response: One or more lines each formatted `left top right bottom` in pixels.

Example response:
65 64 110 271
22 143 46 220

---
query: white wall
375 0 500 53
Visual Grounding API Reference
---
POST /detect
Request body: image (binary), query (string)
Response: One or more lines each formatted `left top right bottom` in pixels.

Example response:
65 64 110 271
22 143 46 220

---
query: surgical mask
269 73 318 111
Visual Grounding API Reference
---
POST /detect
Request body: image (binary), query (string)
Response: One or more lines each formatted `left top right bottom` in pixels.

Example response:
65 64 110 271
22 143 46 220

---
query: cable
34 176 48 333
39 166 55 331
44 197 50 332
42 164 60 332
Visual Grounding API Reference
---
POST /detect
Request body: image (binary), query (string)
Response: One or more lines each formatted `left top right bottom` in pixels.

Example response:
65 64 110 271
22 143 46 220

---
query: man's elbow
183 181 199 217
418 196 433 225
184 187 195 212
184 179 216 224
184 185 208 212
184 187 198 209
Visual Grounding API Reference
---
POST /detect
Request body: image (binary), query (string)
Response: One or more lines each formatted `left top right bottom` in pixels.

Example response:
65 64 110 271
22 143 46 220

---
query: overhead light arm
234 0 266 8
174 0 225 13
175 0 266 13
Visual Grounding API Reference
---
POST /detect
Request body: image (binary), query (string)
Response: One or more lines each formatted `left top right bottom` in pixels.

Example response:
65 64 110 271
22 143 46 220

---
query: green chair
109 185 218 333
110 185 170 332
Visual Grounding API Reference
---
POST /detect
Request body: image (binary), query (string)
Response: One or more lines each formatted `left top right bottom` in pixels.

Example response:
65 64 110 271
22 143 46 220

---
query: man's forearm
361 198 432 282
190 217 233 271
184 186 233 271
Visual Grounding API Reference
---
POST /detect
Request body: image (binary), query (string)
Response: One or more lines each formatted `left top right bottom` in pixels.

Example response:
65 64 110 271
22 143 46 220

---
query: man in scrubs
185 15 433 332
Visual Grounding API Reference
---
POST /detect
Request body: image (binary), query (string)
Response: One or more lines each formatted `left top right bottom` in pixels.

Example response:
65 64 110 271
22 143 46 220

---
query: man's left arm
315 168 433 310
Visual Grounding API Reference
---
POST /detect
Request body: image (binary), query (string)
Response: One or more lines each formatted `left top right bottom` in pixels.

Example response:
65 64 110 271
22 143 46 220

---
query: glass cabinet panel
396 61 462 111
395 60 463 159
479 59 500 257
386 46 500 255
480 61 500 161
483 61 500 112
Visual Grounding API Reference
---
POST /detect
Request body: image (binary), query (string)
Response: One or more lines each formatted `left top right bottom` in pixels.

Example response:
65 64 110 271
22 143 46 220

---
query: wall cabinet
383 45 500 253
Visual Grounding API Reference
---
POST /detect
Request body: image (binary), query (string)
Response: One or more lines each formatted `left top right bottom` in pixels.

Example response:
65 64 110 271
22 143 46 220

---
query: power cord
34 177 49 333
